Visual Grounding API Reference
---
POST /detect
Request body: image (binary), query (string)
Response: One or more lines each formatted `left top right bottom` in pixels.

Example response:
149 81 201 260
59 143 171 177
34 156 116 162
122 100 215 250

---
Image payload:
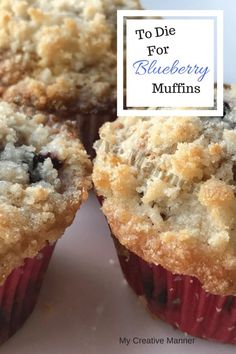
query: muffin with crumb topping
0 101 91 344
0 0 141 156
93 85 236 344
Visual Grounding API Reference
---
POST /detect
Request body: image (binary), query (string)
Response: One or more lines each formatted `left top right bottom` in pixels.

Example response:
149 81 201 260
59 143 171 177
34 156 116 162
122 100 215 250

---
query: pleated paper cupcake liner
75 106 117 158
112 235 236 345
0 242 55 344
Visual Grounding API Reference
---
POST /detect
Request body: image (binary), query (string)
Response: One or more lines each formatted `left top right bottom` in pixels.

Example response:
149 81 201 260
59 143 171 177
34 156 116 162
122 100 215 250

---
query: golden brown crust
0 0 141 113
0 101 92 283
93 85 236 296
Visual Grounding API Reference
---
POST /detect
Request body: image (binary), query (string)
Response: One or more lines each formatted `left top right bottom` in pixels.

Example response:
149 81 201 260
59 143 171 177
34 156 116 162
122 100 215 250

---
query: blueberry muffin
93 85 236 344
0 101 91 344
0 0 141 156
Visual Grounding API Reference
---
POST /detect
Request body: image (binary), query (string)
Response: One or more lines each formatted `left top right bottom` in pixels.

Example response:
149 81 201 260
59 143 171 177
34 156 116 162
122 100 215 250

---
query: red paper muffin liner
0 242 55 344
75 106 116 158
112 235 236 344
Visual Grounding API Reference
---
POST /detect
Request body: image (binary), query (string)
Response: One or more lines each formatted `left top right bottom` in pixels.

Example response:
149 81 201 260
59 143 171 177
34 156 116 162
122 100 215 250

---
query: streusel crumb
0 0 141 113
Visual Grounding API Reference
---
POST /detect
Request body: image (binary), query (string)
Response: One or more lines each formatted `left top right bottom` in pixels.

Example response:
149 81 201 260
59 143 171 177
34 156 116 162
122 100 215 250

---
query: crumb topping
93 85 236 295
0 0 141 112
0 101 91 283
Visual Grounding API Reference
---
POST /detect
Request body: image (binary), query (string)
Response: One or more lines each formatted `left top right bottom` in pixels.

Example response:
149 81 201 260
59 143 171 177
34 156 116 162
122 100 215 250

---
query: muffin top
0 0 140 114
0 101 91 283
93 85 236 296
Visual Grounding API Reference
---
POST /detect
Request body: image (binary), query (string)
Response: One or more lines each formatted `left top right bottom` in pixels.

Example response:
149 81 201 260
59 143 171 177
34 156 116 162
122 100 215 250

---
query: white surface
1 1 236 353
1 193 235 354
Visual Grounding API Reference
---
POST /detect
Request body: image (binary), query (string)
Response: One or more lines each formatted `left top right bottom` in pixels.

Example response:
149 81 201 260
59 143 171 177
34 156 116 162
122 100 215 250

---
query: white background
1 1 236 354
143 0 236 84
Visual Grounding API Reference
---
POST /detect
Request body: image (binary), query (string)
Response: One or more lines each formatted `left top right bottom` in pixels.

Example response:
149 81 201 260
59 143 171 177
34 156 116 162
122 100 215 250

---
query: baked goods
93 84 236 343
0 101 91 343
0 0 141 156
